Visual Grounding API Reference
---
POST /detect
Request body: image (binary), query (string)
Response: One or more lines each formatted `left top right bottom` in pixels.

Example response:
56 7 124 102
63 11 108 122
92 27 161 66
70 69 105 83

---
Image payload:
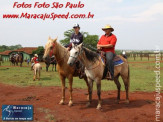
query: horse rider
122 51 127 59
31 54 39 70
65 23 84 78
14 53 18 58
97 24 117 80
65 23 83 50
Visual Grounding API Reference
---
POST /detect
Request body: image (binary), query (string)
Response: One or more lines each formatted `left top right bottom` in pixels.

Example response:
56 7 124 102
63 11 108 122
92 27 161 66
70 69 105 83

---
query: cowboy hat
102 24 114 32
34 54 38 57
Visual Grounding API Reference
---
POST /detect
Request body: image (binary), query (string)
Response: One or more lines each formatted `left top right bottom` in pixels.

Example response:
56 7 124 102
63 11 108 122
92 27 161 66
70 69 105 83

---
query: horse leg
59 75 66 105
95 79 102 110
52 64 54 71
114 76 121 104
38 69 40 81
33 70 36 81
84 76 89 100
68 75 73 107
55 64 57 72
46 64 49 72
86 78 93 107
121 74 130 104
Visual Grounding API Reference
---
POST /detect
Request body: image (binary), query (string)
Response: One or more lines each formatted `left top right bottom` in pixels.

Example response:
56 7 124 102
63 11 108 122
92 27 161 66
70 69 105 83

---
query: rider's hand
67 47 71 51
97 46 102 50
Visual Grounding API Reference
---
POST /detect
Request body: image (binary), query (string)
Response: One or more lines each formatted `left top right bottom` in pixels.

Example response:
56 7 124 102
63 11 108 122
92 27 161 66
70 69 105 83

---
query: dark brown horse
0 56 3 66
15 53 23 67
44 55 57 72
10 54 16 66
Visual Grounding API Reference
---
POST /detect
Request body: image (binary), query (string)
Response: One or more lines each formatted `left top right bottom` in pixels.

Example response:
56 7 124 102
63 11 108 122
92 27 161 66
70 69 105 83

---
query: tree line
0 44 22 52
0 29 123 55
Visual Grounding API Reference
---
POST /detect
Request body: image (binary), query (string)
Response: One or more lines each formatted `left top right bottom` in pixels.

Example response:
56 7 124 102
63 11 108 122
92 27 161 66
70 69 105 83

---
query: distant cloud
133 2 163 21
95 2 163 23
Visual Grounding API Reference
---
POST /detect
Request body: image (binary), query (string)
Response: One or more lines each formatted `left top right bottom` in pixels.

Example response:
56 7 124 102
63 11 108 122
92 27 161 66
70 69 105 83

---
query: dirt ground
0 83 162 122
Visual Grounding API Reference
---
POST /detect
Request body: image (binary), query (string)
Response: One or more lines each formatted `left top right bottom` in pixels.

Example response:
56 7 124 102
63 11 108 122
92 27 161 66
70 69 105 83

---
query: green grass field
0 57 162 92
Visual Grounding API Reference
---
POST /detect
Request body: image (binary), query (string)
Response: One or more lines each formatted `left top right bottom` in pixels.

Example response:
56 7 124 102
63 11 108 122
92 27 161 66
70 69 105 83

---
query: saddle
99 51 122 65
74 60 86 79
98 51 124 80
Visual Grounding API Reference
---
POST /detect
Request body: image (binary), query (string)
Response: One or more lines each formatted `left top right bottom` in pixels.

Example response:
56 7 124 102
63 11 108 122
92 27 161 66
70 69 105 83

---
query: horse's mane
55 41 69 61
83 47 99 62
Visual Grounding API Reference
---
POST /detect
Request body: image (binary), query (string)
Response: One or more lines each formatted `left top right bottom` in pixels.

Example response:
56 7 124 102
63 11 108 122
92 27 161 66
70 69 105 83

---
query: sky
0 0 163 50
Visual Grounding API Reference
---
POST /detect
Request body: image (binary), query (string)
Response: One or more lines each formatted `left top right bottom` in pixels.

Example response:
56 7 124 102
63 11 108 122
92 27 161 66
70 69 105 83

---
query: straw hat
102 24 114 32
34 54 38 57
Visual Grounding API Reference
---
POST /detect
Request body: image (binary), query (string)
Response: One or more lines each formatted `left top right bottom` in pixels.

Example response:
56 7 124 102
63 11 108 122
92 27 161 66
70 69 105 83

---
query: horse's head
43 36 57 61
67 43 83 66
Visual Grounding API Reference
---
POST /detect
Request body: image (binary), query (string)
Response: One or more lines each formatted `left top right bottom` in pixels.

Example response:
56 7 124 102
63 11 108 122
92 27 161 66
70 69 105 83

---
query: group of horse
32 55 57 81
10 53 23 67
43 37 130 110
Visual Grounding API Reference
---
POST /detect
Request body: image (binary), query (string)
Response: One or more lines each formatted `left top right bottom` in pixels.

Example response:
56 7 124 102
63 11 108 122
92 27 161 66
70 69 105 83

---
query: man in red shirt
97 25 117 80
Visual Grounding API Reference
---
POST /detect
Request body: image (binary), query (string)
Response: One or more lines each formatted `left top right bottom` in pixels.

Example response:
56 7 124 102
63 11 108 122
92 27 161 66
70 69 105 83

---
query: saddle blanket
100 55 124 66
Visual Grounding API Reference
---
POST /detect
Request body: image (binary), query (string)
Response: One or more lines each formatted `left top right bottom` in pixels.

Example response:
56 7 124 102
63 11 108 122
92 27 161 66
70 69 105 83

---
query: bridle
69 47 83 62
69 47 100 70
49 42 68 63
49 43 55 57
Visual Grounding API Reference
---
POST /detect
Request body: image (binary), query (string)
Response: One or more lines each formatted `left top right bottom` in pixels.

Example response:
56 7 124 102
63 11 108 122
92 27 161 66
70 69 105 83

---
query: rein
49 43 55 57
85 59 100 70
71 48 100 70
49 42 68 63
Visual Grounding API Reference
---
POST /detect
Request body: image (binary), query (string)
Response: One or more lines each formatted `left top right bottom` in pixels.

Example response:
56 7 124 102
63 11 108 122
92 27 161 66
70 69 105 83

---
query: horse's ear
72 43 75 48
78 43 83 48
48 36 51 40
53 37 58 42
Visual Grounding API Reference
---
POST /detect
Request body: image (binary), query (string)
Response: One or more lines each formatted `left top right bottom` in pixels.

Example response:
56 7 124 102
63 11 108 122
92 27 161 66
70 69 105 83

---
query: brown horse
43 37 88 107
67 43 130 109
0 56 3 66
10 54 16 66
15 53 23 67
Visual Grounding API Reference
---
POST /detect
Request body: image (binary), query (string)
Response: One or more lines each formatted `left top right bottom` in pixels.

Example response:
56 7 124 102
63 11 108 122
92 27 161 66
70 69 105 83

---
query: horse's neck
55 42 68 64
79 51 97 68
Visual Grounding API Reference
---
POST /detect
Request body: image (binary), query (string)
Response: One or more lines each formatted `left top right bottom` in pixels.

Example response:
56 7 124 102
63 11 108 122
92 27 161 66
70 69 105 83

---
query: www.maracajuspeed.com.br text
2 12 94 20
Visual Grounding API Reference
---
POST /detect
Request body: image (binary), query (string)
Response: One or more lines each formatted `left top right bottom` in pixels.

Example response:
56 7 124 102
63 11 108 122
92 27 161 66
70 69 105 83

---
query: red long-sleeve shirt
98 34 117 53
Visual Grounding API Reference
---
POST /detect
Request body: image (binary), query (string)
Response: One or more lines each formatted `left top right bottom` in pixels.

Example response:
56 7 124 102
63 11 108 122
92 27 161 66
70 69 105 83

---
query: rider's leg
31 63 34 70
106 52 114 79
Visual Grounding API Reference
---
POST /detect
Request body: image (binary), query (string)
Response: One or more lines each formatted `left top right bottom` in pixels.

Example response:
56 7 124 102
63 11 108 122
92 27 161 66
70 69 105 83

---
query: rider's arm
97 44 113 48
97 36 117 49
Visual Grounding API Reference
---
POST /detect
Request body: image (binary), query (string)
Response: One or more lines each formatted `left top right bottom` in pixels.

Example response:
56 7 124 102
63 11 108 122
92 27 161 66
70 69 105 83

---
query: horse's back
34 63 42 70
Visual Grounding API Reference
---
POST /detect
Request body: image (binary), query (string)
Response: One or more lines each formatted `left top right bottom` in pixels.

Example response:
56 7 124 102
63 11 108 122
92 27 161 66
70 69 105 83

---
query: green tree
0 44 22 52
60 29 74 45
32 46 44 55
60 29 99 51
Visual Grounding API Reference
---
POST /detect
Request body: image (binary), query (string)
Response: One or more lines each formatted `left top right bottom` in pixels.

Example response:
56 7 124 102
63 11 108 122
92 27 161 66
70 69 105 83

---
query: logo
2 105 33 121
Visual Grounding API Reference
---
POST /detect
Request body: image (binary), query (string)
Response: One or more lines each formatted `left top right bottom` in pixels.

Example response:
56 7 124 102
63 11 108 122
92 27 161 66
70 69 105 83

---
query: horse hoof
86 102 91 107
96 105 102 110
59 100 64 105
125 100 129 104
86 95 89 100
68 101 73 107
115 100 120 104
